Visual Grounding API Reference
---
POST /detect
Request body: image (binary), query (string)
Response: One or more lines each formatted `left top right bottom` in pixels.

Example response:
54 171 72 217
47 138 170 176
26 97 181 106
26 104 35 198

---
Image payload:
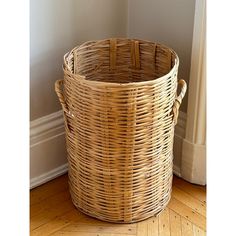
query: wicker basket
55 38 187 223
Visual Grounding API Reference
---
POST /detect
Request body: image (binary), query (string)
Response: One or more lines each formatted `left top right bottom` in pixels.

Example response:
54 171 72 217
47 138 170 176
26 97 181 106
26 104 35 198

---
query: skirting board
173 111 186 177
173 165 181 177
30 110 68 189
30 110 186 189
30 164 68 189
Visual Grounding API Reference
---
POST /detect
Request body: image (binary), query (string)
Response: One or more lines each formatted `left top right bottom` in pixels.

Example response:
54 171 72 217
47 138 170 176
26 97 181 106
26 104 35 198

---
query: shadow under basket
55 38 187 223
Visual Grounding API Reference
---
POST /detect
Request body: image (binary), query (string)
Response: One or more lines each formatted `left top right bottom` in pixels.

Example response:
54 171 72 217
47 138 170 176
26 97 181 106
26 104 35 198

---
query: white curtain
180 0 206 185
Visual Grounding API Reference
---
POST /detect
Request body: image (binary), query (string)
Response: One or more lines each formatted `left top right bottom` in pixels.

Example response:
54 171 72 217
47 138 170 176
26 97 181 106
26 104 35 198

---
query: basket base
70 192 172 224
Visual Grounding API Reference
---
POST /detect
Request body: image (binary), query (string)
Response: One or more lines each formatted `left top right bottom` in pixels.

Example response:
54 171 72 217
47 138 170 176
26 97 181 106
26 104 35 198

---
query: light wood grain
159 208 171 236
30 174 206 236
172 186 206 216
173 177 206 204
58 223 136 235
30 174 68 205
50 233 125 236
147 216 159 236
193 225 206 236
136 219 147 236
30 189 70 218
30 200 74 230
181 217 194 236
167 197 206 231
169 210 182 236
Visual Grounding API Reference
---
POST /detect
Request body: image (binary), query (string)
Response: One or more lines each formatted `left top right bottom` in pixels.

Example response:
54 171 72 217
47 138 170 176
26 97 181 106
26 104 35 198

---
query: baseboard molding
30 163 68 189
30 110 64 147
173 164 181 177
30 110 67 189
173 111 187 177
175 111 187 139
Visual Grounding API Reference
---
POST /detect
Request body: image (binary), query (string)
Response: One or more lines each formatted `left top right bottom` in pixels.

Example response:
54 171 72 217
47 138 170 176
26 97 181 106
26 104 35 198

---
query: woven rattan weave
55 38 187 223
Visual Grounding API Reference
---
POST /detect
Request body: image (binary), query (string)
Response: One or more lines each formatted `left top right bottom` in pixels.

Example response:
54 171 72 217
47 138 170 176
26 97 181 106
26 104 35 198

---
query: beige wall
31 0 195 119
30 0 128 120
30 0 197 187
127 0 195 112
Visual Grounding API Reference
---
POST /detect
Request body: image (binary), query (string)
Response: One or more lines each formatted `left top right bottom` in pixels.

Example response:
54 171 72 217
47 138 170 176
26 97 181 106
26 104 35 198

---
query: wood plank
193 225 206 236
30 189 71 217
173 176 206 204
50 232 125 236
158 208 170 236
30 174 68 205
30 199 74 230
172 186 206 216
147 215 159 236
169 209 181 236
31 214 71 236
61 209 135 228
51 210 137 235
167 197 206 231
31 208 83 236
30 174 206 236
181 217 194 236
137 219 148 236
55 222 136 235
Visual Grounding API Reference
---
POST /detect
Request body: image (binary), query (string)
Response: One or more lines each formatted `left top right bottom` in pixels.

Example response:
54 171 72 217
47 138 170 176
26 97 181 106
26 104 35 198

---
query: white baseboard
173 111 187 178
30 110 64 147
30 110 67 189
175 111 187 139
30 163 68 189
173 165 181 177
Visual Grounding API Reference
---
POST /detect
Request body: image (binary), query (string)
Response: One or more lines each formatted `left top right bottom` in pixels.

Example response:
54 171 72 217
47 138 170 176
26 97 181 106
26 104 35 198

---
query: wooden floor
30 174 206 236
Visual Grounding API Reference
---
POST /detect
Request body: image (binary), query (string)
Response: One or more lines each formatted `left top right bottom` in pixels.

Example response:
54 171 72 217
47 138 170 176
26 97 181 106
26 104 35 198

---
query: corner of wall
173 111 187 177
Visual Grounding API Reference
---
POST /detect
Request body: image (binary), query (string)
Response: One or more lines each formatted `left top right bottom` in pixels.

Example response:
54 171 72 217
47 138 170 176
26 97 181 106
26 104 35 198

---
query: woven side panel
62 38 179 223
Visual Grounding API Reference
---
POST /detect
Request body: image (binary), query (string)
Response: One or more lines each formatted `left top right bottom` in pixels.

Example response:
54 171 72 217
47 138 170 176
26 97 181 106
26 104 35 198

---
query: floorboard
30 174 206 235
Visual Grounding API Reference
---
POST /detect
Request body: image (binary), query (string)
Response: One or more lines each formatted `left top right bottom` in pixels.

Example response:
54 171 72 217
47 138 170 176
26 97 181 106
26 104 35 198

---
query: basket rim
63 38 179 87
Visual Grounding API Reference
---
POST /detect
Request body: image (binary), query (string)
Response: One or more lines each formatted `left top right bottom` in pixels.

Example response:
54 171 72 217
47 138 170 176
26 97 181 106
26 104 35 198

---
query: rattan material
55 38 187 223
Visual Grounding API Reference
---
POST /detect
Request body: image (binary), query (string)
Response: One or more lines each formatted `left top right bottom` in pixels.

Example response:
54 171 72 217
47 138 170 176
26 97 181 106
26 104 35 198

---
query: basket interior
65 38 178 83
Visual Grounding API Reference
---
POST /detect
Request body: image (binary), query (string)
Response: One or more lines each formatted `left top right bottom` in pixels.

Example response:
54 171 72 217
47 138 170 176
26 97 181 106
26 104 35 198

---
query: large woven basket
55 38 187 223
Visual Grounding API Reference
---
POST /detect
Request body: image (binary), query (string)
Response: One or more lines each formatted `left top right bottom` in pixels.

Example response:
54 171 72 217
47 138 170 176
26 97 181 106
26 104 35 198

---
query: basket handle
172 79 187 125
55 79 69 114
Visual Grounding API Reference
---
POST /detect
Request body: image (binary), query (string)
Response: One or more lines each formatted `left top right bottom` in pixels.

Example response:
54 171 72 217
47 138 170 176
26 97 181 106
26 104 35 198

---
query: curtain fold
180 0 206 185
